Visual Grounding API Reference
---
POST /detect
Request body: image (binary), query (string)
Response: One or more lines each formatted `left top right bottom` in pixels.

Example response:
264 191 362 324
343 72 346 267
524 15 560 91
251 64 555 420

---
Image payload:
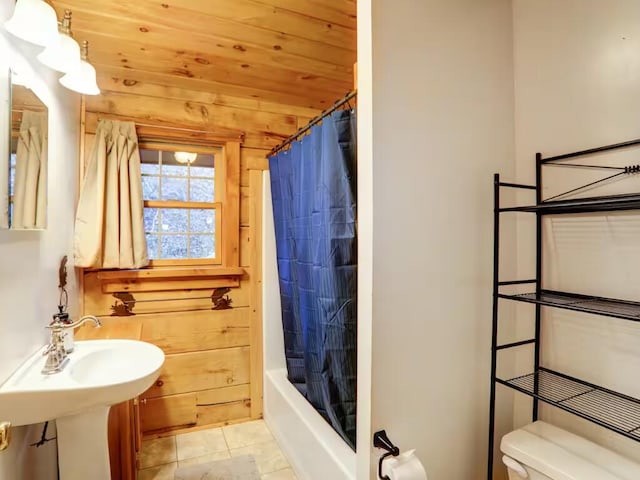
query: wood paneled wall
80 81 317 437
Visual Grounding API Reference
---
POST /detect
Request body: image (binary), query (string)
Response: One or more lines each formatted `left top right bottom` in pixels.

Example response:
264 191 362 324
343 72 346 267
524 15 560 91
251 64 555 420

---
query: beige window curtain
74 119 148 269
13 110 48 229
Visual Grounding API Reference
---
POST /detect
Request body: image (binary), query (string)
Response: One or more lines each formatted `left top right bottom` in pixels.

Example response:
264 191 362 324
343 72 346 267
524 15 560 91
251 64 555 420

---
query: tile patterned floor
138 420 297 480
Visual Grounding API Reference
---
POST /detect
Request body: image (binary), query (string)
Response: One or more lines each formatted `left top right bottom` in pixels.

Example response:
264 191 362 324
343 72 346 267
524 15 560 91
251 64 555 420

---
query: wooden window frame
137 126 241 270
140 142 223 267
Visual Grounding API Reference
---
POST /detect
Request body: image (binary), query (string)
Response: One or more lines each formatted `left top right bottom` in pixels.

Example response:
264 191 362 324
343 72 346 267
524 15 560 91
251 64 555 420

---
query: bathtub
262 172 357 480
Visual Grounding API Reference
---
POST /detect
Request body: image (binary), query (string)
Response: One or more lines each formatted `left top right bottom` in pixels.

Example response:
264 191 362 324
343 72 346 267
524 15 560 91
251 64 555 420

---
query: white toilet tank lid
501 421 640 480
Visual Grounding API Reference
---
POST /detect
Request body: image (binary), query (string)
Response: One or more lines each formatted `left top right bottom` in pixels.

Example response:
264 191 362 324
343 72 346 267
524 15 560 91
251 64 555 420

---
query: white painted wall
360 1 517 478
0 0 81 477
355 0 373 477
513 0 640 464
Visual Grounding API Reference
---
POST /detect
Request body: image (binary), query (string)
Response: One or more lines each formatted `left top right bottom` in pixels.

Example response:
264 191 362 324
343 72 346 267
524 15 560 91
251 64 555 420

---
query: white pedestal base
56 406 111 480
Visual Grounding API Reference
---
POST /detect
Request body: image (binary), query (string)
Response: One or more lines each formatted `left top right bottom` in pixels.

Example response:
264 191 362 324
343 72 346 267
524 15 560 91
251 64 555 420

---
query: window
140 143 223 265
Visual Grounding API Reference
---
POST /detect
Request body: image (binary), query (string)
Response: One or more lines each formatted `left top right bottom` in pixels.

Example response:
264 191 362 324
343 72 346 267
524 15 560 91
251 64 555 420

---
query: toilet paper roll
381 449 428 480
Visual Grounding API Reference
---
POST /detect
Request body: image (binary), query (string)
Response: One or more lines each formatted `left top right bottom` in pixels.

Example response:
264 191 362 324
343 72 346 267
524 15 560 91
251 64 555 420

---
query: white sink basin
0 339 164 427
0 339 164 480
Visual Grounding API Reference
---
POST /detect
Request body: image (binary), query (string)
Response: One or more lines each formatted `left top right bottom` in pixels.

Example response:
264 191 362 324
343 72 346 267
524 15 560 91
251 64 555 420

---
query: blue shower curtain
269 108 357 449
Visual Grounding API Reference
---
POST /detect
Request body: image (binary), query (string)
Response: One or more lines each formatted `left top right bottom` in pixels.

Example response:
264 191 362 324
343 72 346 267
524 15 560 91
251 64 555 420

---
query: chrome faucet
42 315 102 375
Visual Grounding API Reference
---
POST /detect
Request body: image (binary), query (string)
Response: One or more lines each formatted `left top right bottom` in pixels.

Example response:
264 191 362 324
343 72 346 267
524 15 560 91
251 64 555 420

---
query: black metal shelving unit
487 138 640 480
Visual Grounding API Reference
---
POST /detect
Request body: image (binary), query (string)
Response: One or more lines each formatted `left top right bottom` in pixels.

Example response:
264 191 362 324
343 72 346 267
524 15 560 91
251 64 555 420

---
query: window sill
96 266 245 281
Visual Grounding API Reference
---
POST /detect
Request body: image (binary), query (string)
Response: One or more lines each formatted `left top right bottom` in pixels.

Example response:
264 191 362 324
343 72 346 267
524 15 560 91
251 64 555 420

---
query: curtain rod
268 90 357 157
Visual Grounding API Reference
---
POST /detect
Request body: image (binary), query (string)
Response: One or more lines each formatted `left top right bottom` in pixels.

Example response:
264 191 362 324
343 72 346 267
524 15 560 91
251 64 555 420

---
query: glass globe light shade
59 60 100 95
174 152 198 164
4 0 59 47
37 32 81 73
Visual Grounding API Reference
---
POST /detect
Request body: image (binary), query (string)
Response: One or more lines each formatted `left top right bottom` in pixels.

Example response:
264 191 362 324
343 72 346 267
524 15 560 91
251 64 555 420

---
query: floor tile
139 436 177 469
176 427 228 460
138 462 178 480
261 468 297 480
230 440 290 475
176 455 261 480
223 419 274 449
177 449 231 468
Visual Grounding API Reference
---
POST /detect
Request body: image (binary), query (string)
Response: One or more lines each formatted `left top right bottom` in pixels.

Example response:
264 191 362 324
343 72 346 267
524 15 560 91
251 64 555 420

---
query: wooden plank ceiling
51 0 356 109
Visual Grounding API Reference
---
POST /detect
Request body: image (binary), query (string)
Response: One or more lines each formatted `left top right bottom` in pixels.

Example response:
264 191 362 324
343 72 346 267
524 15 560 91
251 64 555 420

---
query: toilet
501 421 640 480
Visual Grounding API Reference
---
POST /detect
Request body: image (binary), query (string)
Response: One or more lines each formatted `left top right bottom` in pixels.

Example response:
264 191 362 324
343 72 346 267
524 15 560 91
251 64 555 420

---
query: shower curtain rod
268 90 357 157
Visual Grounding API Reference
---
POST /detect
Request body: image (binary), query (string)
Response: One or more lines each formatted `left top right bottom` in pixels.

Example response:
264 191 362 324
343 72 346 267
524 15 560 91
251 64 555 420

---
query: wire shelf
499 192 640 214
498 290 640 322
497 368 640 442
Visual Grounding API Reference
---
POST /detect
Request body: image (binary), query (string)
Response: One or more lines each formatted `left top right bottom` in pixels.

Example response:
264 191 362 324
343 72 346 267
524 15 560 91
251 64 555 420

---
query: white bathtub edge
264 368 356 480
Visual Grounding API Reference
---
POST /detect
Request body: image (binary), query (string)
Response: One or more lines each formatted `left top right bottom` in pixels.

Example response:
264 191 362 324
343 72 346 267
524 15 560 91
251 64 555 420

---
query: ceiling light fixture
174 152 198 164
37 10 81 74
4 0 59 47
59 40 100 95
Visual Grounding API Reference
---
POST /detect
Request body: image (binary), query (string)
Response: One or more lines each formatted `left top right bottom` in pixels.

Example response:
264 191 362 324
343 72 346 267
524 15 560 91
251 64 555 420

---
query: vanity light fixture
174 152 198 164
37 10 81 74
4 0 59 47
59 40 100 96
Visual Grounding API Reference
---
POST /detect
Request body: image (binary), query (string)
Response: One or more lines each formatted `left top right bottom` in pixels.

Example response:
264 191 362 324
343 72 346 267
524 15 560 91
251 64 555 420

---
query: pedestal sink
0 339 165 480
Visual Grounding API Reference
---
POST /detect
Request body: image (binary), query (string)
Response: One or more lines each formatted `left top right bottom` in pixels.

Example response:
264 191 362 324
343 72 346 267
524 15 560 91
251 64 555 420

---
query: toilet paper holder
373 430 400 480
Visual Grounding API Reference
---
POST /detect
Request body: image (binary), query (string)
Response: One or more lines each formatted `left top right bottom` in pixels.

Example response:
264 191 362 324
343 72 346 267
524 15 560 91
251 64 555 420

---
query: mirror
1 70 48 230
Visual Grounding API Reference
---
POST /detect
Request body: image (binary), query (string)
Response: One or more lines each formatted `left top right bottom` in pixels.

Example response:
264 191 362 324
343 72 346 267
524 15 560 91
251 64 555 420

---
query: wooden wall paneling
197 384 251 405
86 110 290 151
101 278 239 293
86 112 242 145
196 384 252 427
223 142 241 267
75 317 142 340
83 275 251 316
248 169 264 419
96 267 244 280
240 187 250 227
140 308 251 354
140 385 252 435
142 347 251 399
94 76 321 119
296 116 316 130
241 148 270 187
140 393 198 432
84 93 298 138
239 227 251 268
198 399 252 426
87 96 297 150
